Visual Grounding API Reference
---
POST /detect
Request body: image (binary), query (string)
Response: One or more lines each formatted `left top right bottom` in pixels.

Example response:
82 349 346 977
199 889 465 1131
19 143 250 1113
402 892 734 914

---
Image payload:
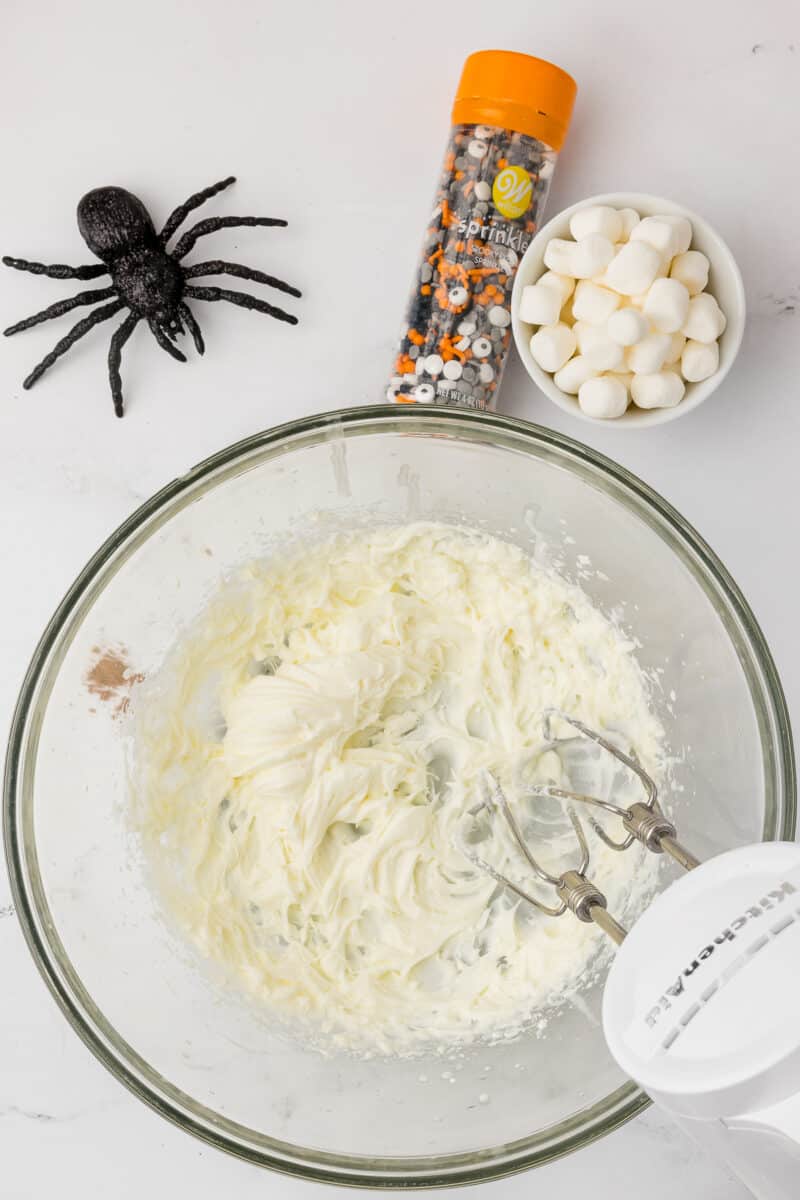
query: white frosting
132 523 664 1053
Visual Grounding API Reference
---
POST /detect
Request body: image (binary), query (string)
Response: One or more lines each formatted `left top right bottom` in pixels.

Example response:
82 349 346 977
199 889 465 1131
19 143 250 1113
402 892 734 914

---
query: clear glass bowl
4 406 795 1187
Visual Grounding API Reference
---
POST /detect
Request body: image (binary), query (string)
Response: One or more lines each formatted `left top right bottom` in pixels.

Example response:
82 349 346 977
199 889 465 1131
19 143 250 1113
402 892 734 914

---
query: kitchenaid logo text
644 880 797 1030
457 217 531 254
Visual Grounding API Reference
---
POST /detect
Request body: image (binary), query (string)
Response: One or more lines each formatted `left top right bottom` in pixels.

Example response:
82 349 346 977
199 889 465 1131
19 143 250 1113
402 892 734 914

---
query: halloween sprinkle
388 125 556 410
388 50 575 410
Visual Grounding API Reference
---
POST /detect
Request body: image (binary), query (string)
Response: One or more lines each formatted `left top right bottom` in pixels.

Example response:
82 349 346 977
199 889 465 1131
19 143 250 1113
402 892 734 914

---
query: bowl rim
511 191 747 429
3 403 794 1188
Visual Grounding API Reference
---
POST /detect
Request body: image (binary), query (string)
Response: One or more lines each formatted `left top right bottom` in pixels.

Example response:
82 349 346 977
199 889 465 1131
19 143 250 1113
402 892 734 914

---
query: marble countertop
2 0 798 1195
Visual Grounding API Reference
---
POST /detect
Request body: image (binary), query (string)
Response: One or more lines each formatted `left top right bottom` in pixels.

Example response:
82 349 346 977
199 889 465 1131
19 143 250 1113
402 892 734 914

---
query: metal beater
464 710 700 944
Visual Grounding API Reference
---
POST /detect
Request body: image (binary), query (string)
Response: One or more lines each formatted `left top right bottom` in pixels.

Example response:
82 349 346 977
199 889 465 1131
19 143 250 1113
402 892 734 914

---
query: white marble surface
1 0 798 1195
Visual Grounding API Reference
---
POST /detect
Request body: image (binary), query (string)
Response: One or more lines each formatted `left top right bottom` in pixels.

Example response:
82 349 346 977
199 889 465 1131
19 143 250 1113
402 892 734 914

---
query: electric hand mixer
467 712 800 1200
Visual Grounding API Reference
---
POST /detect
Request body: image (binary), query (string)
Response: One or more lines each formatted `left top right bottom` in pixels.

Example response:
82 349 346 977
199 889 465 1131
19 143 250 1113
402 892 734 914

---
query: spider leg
148 319 187 362
184 285 298 326
4 286 116 336
172 217 287 262
178 302 205 355
159 176 236 246
3 256 107 280
183 260 301 299
108 312 140 418
22 299 124 389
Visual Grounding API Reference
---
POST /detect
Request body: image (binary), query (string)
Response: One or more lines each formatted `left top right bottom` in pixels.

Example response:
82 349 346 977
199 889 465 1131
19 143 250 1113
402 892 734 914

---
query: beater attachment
463 711 700 944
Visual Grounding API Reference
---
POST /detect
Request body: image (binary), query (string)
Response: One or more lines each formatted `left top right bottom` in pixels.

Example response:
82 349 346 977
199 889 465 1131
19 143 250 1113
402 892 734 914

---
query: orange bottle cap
452 50 577 152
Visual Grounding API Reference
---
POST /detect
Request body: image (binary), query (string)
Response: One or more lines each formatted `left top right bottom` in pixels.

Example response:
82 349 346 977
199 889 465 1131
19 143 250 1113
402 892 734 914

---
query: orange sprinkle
395 355 417 375
395 395 416 404
408 329 424 346
420 284 431 296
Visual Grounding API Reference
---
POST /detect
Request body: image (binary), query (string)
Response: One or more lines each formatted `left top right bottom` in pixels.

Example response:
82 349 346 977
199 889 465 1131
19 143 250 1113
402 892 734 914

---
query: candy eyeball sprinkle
413 383 436 402
518 201 729 419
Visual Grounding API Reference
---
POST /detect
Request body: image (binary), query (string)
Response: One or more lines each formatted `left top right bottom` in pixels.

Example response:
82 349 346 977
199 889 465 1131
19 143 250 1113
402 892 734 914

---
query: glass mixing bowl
4 406 795 1187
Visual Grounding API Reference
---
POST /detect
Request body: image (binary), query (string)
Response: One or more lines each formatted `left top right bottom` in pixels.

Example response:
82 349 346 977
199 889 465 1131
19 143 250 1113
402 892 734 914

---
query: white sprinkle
488 305 511 328
423 354 444 376
474 180 491 201
471 337 492 358
479 363 495 383
468 140 488 159
443 359 463 381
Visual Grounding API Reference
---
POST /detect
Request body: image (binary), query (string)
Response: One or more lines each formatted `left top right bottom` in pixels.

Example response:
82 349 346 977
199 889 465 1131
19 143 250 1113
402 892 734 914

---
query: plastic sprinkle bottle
389 50 576 409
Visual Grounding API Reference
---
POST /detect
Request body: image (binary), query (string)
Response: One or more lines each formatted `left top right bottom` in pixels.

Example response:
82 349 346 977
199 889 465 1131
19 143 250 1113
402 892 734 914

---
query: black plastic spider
3 176 300 417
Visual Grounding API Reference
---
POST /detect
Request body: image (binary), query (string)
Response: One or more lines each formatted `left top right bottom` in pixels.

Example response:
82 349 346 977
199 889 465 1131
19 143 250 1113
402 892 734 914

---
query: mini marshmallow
683 293 727 342
626 332 672 374
553 354 598 394
609 370 634 394
529 322 577 372
578 376 629 419
568 205 623 244
572 233 616 279
656 213 693 255
682 338 720 382
537 270 575 305
575 322 625 370
608 307 649 346
630 217 679 259
664 331 686 365
543 238 580 276
670 250 710 296
604 241 662 296
518 284 562 326
572 280 621 324
631 371 686 409
617 208 641 240
643 278 691 333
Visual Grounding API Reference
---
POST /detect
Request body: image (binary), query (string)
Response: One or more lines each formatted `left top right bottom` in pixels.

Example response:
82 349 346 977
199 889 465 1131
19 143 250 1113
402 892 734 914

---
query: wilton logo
492 166 533 219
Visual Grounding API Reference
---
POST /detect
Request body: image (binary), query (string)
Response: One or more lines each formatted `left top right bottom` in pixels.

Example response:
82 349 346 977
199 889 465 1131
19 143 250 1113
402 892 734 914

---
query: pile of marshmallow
518 204 727 418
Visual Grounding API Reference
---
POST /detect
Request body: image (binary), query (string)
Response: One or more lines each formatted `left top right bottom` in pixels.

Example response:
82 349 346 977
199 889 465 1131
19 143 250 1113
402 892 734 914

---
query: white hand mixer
466 712 800 1200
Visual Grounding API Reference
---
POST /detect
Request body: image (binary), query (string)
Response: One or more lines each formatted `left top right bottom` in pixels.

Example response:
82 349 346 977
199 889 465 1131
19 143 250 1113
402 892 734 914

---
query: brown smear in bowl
85 646 144 717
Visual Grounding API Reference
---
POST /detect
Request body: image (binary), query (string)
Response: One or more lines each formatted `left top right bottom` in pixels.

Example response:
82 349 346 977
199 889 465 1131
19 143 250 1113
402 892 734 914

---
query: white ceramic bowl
511 192 746 428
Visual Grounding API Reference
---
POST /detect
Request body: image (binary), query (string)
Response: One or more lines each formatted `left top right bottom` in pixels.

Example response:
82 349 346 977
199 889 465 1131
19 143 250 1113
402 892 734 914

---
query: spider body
4 176 300 416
